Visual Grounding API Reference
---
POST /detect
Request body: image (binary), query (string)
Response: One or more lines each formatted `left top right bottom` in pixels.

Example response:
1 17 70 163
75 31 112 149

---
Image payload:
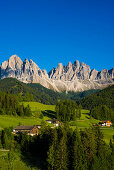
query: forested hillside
55 100 82 121
0 78 62 104
77 85 114 121
0 78 99 104
77 85 114 109
0 78 113 121
0 92 31 116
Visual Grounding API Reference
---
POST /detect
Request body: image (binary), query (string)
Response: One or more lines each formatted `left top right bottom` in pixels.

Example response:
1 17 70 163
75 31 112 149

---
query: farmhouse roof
100 120 112 123
14 125 36 130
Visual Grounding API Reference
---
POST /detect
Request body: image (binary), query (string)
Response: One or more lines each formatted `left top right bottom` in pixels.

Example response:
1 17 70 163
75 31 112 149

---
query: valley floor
0 102 113 144
0 102 113 170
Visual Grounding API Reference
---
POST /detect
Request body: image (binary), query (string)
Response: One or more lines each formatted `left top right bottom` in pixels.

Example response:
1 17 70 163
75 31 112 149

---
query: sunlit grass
0 115 45 129
20 102 55 112
100 127 114 144
0 102 113 144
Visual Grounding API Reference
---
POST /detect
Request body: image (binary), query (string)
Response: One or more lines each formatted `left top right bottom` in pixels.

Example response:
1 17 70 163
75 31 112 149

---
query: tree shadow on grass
42 110 56 119
85 115 90 119
21 152 47 170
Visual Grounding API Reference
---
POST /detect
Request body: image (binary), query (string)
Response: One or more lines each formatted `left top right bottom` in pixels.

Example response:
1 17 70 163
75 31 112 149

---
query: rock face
0 55 114 92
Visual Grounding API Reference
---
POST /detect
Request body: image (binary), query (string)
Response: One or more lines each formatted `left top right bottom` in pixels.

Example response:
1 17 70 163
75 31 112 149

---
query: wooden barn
12 125 39 136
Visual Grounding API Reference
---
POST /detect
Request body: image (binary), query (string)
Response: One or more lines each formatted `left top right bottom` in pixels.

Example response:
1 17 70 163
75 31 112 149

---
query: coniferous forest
55 100 82 121
77 85 114 122
0 124 113 170
0 78 99 104
0 92 31 116
0 78 113 169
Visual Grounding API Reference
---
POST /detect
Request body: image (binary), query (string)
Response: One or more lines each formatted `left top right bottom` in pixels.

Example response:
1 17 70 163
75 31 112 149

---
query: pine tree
72 129 87 170
47 129 58 170
55 135 68 170
54 128 68 170
80 127 96 169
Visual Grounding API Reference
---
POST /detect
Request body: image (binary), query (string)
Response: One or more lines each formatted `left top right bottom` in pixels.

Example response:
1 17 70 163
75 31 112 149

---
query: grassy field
20 102 55 112
69 109 113 144
0 102 55 129
70 109 99 128
71 119 113 144
100 127 114 144
0 150 30 170
0 102 113 144
0 115 44 129
21 102 56 119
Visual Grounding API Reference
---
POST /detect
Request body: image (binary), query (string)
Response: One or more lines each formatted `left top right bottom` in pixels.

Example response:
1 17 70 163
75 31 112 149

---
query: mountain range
0 55 114 92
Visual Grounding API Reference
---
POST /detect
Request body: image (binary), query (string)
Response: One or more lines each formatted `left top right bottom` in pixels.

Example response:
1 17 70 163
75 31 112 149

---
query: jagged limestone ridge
0 55 114 92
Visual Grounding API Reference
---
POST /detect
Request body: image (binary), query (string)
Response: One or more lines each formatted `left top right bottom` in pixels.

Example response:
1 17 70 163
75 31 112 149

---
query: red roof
100 120 112 123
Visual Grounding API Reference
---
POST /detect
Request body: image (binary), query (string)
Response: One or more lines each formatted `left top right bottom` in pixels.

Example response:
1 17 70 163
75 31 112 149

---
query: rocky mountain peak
73 60 80 70
23 58 29 63
9 55 20 60
0 55 113 92
29 59 34 64
81 62 86 66
1 55 23 70
57 63 63 68
67 62 72 68
57 63 63 74
8 55 22 64
90 69 98 80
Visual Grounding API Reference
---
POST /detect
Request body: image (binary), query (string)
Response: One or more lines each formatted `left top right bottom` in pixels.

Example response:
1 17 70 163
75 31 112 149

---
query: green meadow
0 115 43 129
100 127 114 144
0 102 55 129
21 102 55 112
0 102 113 144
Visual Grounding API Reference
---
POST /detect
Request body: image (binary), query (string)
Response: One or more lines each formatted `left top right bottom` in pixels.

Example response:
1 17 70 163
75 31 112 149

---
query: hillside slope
0 78 99 104
77 85 114 110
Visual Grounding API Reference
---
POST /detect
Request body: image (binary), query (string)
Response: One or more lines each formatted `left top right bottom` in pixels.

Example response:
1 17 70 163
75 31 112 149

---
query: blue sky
0 0 114 72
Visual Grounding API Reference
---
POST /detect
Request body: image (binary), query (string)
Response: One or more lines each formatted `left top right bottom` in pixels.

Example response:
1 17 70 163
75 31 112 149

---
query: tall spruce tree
80 128 96 169
47 129 58 170
54 127 68 170
72 129 87 170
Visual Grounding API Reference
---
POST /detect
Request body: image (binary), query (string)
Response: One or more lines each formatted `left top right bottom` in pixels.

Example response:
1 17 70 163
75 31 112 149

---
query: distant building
99 120 112 127
37 125 41 129
46 119 59 126
12 125 39 136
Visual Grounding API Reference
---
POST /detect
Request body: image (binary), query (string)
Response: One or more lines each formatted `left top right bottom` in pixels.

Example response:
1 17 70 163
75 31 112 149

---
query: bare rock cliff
0 55 114 92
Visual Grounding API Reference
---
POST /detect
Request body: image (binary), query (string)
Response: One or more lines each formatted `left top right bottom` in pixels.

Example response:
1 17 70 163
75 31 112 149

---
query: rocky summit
0 55 114 92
